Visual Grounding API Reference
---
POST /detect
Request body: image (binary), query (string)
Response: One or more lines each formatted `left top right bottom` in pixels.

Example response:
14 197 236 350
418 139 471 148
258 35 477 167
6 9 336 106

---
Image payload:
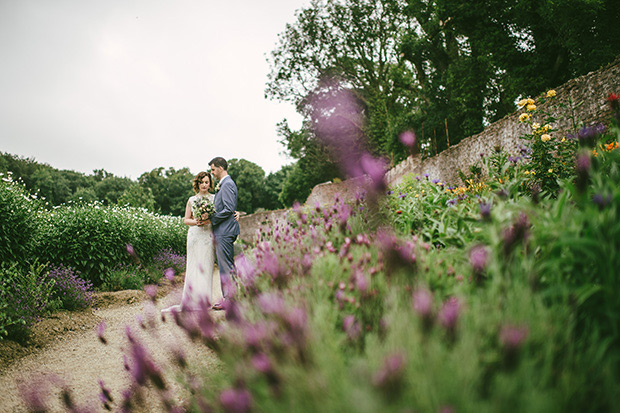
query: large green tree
227 158 266 214
138 167 194 216
267 0 418 163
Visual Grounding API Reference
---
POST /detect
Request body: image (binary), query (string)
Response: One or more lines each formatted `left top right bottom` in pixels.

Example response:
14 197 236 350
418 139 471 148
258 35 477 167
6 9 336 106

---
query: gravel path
0 273 224 412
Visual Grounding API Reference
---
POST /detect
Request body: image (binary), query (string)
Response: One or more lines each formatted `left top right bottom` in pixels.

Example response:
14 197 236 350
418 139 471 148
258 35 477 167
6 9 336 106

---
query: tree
267 0 418 169
227 159 266 214
261 164 295 210
138 167 194 216
117 184 156 212
93 174 133 205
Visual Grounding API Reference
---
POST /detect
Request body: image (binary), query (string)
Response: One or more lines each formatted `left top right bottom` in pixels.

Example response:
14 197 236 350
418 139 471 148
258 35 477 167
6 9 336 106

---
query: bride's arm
183 199 200 226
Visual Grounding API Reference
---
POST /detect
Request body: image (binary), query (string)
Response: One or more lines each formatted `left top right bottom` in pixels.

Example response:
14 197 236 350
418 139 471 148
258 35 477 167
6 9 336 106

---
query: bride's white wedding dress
162 193 215 313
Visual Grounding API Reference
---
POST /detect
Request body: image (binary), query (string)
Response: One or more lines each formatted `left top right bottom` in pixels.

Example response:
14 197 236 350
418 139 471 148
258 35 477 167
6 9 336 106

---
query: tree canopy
267 0 620 187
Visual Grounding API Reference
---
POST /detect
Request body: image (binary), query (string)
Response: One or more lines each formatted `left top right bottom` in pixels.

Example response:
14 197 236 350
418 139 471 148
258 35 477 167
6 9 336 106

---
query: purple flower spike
469 244 489 275
251 353 272 374
479 201 491 220
438 297 461 332
343 315 362 340
126 243 135 256
372 352 406 393
399 130 417 148
144 284 157 301
499 324 529 351
164 267 175 281
219 387 253 413
97 321 107 345
412 288 433 319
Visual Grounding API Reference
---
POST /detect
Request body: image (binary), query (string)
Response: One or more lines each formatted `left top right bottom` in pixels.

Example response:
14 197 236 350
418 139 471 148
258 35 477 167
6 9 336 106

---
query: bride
162 171 216 313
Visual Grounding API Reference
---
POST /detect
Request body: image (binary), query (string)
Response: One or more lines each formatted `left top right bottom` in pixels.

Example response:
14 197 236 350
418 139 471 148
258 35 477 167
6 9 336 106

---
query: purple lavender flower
577 124 606 147
592 193 612 209
412 288 433 319
251 353 272 374
372 352 406 394
98 379 113 408
399 130 416 148
499 324 529 351
479 201 491 220
438 297 461 332
219 387 252 413
164 267 175 281
343 315 362 340
575 152 591 192
97 321 107 345
469 244 489 275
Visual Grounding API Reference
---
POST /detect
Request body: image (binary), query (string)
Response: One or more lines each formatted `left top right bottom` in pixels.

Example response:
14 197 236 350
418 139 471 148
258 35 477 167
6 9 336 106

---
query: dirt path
0 274 224 412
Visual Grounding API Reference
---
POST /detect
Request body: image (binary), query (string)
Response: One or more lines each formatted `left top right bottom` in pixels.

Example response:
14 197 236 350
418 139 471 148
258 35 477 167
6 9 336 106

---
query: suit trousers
215 233 237 298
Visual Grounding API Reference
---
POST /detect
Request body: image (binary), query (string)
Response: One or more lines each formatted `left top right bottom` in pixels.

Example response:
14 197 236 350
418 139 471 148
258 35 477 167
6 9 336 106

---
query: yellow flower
524 170 530 175
519 113 530 122
527 104 537 111
548 169 553 174
532 122 540 131
561 137 566 143
526 98 535 105
518 99 528 107
541 134 551 142
546 89 556 98
543 124 551 132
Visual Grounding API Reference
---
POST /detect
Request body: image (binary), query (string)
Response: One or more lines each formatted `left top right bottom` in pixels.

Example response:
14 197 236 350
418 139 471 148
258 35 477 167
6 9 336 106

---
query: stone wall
238 56 619 244
386 56 619 187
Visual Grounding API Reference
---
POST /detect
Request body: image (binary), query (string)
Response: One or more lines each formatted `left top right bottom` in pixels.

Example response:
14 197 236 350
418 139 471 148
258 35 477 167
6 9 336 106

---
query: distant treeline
0 152 296 215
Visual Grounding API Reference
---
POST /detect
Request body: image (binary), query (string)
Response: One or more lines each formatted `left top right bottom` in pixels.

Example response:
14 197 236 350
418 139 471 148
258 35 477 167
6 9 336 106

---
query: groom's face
210 164 223 180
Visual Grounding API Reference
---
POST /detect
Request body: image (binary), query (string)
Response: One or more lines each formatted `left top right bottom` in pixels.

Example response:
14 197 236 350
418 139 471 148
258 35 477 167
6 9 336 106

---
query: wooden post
445 118 450 147
433 129 437 155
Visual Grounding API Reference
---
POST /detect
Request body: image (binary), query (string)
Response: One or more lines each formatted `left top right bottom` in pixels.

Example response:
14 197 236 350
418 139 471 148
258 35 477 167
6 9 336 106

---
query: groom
209 157 240 310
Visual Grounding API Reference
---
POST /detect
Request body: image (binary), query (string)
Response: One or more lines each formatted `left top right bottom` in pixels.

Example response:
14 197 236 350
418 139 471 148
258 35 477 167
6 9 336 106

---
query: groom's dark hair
209 157 228 170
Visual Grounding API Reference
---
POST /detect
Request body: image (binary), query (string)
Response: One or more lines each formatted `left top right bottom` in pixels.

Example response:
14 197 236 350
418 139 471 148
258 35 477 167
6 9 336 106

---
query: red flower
607 93 619 110
396 210 403 214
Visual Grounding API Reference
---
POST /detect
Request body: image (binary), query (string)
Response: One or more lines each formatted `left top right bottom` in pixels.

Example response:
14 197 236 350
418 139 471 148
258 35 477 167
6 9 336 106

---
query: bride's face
198 176 210 193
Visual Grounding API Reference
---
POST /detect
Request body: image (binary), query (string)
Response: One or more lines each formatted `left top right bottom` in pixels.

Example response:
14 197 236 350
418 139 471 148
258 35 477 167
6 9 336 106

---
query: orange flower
605 141 618 151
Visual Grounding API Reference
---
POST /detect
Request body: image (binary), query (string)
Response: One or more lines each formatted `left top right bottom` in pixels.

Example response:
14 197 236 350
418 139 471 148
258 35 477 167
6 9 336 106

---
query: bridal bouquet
191 196 216 222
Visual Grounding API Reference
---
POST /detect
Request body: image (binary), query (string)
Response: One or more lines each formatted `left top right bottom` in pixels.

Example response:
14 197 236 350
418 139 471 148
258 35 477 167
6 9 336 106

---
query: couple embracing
162 157 239 314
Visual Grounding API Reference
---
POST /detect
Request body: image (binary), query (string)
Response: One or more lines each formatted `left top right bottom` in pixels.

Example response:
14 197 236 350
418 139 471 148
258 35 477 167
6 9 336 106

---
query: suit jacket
211 175 240 238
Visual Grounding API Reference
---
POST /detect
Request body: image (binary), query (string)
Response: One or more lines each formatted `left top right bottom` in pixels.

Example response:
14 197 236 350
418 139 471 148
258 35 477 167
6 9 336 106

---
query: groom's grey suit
211 175 239 298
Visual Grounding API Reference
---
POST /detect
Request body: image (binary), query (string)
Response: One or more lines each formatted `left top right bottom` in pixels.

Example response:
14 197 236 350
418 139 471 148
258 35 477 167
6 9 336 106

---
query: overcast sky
0 0 308 179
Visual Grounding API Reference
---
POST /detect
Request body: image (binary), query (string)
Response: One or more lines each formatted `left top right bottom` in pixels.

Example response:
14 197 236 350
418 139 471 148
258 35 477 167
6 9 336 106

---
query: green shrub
34 202 186 286
0 175 41 263
0 261 54 340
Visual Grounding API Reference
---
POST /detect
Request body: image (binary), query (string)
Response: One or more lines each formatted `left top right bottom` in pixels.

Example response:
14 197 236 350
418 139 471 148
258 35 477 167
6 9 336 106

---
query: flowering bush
517 90 578 195
34 202 186 286
0 261 54 340
46 265 94 311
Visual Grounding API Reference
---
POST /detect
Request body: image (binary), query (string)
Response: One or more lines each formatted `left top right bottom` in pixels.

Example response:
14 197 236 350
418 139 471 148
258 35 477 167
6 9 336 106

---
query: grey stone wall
238 56 619 244
387 56 619 187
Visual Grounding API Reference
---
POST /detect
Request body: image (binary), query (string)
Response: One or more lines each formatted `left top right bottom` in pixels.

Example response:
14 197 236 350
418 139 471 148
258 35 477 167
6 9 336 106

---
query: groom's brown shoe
211 302 224 311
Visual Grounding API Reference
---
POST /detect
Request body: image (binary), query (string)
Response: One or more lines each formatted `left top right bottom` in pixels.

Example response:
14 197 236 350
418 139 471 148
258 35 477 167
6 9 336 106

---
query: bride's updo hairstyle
192 171 214 193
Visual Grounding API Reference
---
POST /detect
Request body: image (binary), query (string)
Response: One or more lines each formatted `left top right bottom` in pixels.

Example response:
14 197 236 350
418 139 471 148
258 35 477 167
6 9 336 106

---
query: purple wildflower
412 288 433 319
399 130 416 148
372 352 406 394
343 315 362 340
479 201 491 220
97 321 107 345
499 324 529 351
469 244 489 276
219 387 252 413
438 297 461 333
